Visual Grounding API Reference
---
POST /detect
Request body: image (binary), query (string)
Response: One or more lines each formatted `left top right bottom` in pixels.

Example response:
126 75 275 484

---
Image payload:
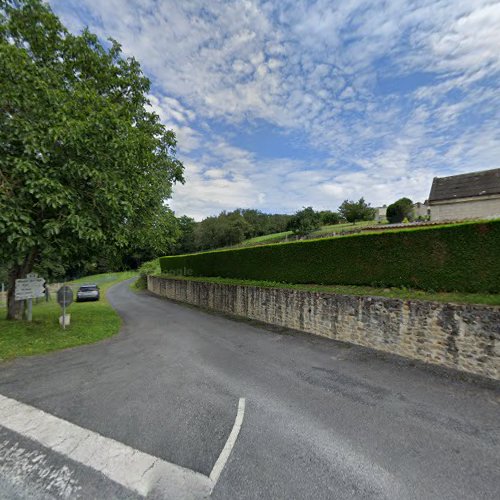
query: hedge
159 220 500 293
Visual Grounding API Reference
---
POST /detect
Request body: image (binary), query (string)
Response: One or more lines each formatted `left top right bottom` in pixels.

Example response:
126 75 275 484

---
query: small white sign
15 275 45 301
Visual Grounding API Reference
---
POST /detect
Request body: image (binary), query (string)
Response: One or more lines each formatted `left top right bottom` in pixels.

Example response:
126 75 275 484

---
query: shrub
386 198 414 223
135 259 160 289
159 220 500 293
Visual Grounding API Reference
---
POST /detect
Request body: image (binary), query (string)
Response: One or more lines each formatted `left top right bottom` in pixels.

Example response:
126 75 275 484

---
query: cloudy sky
49 0 500 220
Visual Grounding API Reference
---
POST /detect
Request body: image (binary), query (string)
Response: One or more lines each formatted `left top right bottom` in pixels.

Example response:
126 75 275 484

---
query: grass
0 271 137 361
313 220 374 235
158 275 500 307
234 221 378 249
238 230 292 246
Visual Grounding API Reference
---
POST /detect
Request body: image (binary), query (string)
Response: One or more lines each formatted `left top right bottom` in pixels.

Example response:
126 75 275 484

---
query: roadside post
57 285 73 329
14 273 45 321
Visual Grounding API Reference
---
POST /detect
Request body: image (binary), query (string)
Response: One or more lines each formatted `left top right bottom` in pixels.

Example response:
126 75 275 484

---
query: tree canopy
0 0 183 318
287 207 322 236
338 198 375 223
319 210 342 225
386 197 414 224
182 209 292 252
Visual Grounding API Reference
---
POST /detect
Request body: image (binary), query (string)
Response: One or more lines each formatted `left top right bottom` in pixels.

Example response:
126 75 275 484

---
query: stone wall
148 276 500 380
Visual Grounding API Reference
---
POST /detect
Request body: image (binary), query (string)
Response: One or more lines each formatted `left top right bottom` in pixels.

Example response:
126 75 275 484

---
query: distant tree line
172 209 293 253
171 198 377 255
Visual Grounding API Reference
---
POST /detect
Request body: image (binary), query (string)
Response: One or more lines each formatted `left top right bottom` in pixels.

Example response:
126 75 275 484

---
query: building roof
428 168 500 202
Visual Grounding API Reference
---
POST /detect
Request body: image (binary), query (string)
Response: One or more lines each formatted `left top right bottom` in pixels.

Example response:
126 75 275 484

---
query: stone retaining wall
148 276 500 380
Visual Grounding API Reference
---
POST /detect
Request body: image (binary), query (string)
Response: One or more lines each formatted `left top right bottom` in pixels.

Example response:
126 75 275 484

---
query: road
0 279 499 499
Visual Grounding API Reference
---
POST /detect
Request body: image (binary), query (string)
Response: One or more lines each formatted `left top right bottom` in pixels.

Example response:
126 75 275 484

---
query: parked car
76 284 100 302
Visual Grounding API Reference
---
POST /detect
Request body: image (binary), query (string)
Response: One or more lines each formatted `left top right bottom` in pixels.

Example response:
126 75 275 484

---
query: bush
135 259 160 289
159 220 500 293
386 197 414 223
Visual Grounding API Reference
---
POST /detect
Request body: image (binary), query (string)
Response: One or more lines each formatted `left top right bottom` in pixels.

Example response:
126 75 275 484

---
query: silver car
76 284 100 302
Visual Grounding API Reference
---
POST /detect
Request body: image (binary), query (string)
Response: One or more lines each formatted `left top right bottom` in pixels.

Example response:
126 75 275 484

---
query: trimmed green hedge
159 221 500 293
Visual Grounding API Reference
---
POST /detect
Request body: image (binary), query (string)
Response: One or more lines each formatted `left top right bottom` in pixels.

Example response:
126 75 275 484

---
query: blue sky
49 0 500 220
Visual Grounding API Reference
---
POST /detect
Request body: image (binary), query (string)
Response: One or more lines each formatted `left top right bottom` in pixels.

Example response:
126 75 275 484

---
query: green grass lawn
0 271 137 361
161 275 500 307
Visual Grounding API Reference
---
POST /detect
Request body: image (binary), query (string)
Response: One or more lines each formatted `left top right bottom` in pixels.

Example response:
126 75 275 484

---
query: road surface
0 279 499 499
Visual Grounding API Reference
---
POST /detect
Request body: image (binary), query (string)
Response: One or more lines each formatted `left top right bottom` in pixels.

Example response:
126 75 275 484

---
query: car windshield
79 286 97 292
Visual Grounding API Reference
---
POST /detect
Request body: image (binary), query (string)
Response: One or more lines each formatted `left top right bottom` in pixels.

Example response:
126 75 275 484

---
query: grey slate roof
428 168 500 202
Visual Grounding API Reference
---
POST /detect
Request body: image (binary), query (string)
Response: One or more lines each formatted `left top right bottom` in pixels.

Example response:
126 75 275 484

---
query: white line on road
0 394 245 498
209 397 246 487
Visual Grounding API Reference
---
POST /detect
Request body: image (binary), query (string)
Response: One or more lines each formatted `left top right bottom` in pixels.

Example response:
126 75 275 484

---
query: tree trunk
6 249 37 320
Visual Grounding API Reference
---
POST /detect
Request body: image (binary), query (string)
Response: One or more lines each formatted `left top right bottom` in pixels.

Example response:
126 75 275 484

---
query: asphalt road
0 279 499 499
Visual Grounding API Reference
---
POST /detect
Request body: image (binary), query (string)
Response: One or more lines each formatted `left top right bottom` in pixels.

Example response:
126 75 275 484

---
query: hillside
236 220 376 248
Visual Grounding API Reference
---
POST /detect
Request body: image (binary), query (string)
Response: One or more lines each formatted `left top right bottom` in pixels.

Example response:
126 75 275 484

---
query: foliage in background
0 0 183 318
338 198 376 223
176 209 293 253
319 210 342 225
286 207 322 236
159 220 500 293
386 197 414 224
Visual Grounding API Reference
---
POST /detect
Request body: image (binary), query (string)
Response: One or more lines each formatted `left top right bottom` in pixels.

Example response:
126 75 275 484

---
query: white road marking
0 394 245 498
209 397 246 486
0 440 82 498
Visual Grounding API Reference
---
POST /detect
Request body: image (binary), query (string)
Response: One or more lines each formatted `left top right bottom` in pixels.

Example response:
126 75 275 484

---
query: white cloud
49 0 500 218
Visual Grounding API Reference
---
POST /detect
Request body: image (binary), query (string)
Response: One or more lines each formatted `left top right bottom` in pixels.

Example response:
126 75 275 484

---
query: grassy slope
313 220 373 235
0 271 137 361
239 230 292 246
160 275 500 307
237 220 375 248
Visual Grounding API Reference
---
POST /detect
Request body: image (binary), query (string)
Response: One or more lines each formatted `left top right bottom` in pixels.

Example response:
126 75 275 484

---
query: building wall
375 206 387 222
413 202 430 219
430 195 500 222
148 276 500 380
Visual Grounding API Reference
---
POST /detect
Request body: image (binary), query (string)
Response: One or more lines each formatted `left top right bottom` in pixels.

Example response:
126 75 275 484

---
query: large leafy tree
338 198 375 223
287 207 322 236
0 0 183 319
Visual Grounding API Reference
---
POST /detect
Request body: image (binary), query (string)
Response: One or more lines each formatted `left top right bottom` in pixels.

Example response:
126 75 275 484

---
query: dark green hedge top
159 220 500 293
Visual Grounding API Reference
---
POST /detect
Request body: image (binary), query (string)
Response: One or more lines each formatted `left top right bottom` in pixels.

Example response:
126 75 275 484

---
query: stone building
428 168 500 222
374 205 387 222
413 201 430 219
375 202 429 222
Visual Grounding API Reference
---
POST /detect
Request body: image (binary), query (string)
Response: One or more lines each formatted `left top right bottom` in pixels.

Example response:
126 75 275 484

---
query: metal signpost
57 285 74 329
14 273 45 321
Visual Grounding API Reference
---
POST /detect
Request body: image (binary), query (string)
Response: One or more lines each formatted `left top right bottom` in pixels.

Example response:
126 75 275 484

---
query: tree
319 210 341 225
0 0 184 319
286 207 322 236
173 215 197 254
386 198 414 224
194 211 252 250
121 205 181 268
338 198 375 223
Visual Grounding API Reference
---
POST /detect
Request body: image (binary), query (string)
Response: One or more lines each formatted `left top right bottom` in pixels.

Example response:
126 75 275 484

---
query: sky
49 0 500 220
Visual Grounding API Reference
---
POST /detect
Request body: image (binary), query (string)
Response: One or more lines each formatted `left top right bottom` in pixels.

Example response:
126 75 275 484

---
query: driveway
0 279 499 499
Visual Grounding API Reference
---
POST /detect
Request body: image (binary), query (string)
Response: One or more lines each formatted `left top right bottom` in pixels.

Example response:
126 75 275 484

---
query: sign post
57 285 73 329
14 273 45 322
